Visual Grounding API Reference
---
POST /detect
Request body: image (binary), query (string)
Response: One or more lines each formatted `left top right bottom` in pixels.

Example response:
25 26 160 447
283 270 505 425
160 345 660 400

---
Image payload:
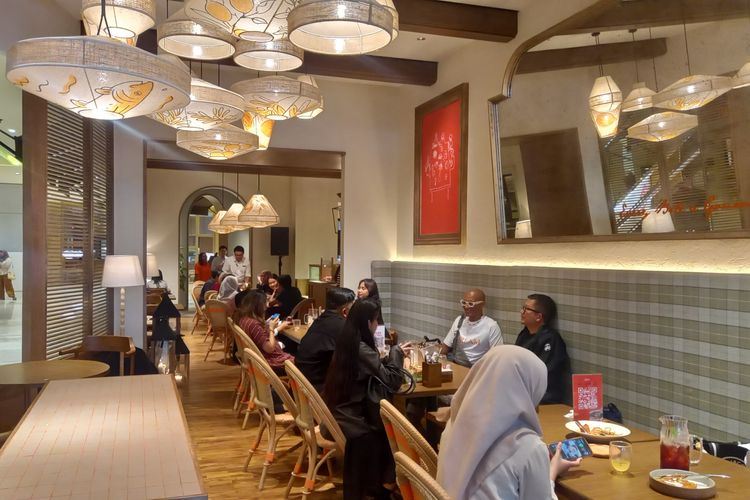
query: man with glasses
516 293 570 404
440 288 502 367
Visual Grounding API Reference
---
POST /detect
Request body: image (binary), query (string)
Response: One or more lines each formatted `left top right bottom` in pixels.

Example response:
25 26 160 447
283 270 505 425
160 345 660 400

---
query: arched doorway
177 187 246 308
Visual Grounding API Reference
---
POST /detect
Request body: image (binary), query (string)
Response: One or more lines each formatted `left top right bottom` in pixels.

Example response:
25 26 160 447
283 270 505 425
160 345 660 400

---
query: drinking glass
292 319 301 330
689 434 703 465
609 441 632 473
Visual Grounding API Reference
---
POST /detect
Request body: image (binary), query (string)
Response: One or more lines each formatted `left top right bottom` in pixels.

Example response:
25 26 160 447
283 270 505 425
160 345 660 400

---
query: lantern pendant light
653 21 731 110
295 75 325 119
238 174 280 228
208 171 234 234
152 77 245 131
157 8 236 61
231 75 322 121
184 0 296 42
588 34 622 138
622 29 655 112
627 111 698 142
234 39 304 72
81 0 156 38
242 111 275 150
220 171 248 231
177 123 259 160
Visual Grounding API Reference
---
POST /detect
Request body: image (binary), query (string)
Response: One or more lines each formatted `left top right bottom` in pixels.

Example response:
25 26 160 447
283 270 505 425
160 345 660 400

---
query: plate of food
649 469 716 499
564 420 631 443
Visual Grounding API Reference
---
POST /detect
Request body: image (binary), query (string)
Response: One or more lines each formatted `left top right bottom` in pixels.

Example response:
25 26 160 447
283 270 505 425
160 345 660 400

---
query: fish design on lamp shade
69 81 154 118
59 75 77 95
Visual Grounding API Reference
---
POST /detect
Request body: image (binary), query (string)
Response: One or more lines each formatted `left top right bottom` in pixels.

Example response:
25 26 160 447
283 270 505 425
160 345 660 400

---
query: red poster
572 373 603 420
420 100 461 235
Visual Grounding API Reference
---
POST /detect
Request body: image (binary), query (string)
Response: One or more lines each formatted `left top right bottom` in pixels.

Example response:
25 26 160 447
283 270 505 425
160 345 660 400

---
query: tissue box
422 362 442 387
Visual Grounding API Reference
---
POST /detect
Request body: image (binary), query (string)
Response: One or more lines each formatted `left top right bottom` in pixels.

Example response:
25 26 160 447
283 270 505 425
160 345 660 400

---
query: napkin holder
422 361 442 387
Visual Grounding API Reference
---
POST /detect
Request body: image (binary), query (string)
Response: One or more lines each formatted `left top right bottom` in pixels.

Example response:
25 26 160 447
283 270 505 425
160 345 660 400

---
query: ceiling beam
393 0 518 42
517 38 667 74
565 0 748 34
135 29 437 86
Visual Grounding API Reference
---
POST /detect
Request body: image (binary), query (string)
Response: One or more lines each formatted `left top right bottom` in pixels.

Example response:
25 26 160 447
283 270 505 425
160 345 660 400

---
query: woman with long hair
266 274 302 319
357 278 385 325
0 250 16 301
323 298 405 499
236 290 292 375
194 252 212 282
437 345 580 499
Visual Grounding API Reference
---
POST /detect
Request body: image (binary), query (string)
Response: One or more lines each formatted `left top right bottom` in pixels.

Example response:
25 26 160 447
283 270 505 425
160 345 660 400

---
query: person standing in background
194 252 212 282
210 245 228 274
0 250 16 301
222 245 250 284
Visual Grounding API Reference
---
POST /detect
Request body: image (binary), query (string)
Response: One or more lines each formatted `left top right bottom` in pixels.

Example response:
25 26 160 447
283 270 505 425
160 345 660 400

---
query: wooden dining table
281 323 309 343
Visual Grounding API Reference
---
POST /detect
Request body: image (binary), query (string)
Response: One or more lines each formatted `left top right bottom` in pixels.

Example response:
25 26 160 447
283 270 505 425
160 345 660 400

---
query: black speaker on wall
270 226 289 256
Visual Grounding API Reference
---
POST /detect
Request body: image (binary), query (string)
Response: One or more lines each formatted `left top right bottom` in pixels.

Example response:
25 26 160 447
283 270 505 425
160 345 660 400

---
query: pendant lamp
287 0 395 55
379 0 399 40
588 34 622 138
627 111 697 142
82 15 138 45
654 22 731 110
733 61 750 88
184 0 297 41
152 77 245 131
231 75 322 120
208 172 235 234
158 8 236 60
6 36 190 120
238 175 280 227
176 123 259 160
295 75 324 119
81 0 156 38
242 111 275 150
234 39 304 72
219 202 247 229
622 29 655 112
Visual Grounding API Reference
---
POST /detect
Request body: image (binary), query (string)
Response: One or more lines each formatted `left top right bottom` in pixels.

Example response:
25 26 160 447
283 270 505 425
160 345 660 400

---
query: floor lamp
102 255 144 336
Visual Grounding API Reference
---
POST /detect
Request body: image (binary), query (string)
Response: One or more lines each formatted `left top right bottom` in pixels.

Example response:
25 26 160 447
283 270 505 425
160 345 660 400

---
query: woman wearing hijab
218 275 239 316
437 345 579 500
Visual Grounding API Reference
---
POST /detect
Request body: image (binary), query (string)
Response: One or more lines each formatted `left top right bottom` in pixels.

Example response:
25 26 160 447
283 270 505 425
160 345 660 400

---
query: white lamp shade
231 75 322 121
234 39 304 72
642 210 675 233
241 111 274 150
151 77 245 131
208 210 234 234
157 8 236 60
733 61 750 89
81 0 156 38
515 220 532 238
653 75 732 111
176 123 259 160
238 194 280 227
288 0 394 55
219 203 247 229
295 75 324 119
185 0 297 41
627 111 697 142
590 107 621 138
589 76 622 138
146 253 159 277
6 36 191 120
102 255 144 287
622 82 655 112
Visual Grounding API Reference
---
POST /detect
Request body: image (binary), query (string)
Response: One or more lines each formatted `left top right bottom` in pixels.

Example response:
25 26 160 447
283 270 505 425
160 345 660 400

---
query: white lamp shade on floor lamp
146 253 159 278
102 255 144 336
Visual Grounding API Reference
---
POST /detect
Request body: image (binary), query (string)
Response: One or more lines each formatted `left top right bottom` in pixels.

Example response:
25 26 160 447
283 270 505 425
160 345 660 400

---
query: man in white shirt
210 245 227 274
222 245 249 284
440 288 503 367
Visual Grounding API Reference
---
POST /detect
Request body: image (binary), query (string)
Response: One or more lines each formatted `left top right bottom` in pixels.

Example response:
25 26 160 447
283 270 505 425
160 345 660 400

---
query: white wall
291 177 341 278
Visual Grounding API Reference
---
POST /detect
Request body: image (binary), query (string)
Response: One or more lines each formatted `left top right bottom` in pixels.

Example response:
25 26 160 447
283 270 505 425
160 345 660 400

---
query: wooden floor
179 318 342 499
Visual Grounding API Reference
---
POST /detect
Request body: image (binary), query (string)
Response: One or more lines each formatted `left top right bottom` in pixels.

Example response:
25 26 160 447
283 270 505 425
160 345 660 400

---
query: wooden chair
394 451 451 500
190 281 207 335
203 299 231 362
284 360 346 498
288 298 315 320
243 349 299 490
380 399 438 477
204 290 218 302
61 335 136 376
230 319 258 421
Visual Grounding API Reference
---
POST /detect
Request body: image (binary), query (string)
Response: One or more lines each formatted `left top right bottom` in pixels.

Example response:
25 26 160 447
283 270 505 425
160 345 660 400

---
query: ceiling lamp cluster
208 172 280 233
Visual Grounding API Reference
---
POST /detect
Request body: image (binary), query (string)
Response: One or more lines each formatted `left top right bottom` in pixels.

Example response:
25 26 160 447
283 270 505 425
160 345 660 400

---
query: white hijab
437 345 548 500
218 275 239 301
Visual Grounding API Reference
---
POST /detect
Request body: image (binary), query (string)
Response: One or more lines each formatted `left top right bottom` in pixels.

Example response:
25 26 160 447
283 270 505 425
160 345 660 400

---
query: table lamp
102 255 144 336
515 219 532 238
641 210 675 233
146 253 159 279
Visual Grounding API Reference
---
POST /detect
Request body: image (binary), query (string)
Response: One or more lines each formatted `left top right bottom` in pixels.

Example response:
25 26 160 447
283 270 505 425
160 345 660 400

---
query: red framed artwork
414 83 468 245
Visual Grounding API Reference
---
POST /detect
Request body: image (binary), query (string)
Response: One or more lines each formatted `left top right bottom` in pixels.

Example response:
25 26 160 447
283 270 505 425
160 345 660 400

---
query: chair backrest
204 299 229 329
289 298 315 320
394 452 451 500
192 282 206 317
231 319 263 358
204 290 218 302
284 360 346 452
80 335 134 376
380 399 438 477
244 348 297 416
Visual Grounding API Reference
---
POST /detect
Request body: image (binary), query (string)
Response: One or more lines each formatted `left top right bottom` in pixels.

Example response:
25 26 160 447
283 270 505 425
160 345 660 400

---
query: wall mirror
492 0 750 242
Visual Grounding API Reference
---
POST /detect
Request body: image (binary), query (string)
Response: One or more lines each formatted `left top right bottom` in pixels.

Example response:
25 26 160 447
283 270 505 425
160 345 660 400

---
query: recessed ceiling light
8 129 16 134
15 172 21 175
417 36 426 41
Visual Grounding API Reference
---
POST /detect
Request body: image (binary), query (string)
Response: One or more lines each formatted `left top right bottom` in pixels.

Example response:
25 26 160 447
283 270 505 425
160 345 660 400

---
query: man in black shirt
295 287 355 393
515 293 570 404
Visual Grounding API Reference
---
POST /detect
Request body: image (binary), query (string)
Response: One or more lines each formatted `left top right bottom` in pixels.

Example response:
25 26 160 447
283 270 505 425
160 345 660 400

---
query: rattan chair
380 399 438 477
60 335 136 376
230 319 262 426
203 299 231 362
204 290 218 302
189 281 207 335
283 360 346 498
243 349 299 490
394 451 451 500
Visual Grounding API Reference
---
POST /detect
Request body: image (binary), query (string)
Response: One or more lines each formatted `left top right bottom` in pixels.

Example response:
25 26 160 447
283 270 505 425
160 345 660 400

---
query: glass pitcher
659 415 690 470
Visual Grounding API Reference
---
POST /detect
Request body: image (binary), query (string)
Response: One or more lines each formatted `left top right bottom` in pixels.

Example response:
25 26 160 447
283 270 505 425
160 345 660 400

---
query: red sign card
572 373 603 420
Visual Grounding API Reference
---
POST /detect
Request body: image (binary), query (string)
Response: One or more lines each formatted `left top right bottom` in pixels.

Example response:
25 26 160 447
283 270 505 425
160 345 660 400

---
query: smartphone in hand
548 437 593 461
269 313 281 321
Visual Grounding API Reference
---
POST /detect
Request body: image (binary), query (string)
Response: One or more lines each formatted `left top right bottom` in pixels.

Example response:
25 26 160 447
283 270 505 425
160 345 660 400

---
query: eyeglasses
460 300 484 308
521 305 541 314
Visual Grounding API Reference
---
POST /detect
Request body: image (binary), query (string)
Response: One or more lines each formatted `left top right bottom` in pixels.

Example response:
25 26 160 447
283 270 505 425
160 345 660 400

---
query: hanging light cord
221 171 225 208
257 173 260 193
630 29 640 82
96 0 112 37
649 27 659 92
593 32 603 77
682 19 692 75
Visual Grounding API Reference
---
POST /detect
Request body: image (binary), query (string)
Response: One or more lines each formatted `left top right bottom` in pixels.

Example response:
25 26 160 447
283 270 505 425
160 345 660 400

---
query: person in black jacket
323 299 406 500
295 287 355 393
515 293 570 405
266 274 302 319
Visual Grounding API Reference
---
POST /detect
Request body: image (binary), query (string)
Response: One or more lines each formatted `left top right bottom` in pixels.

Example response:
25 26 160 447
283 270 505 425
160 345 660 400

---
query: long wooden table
0 375 207 500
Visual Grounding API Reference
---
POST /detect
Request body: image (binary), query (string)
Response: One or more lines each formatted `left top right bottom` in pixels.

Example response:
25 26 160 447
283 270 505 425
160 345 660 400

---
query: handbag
365 364 415 427
447 315 472 367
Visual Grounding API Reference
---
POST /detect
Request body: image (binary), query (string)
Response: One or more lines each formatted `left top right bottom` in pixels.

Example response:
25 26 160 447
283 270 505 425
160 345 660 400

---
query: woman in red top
237 289 293 375
194 252 212 282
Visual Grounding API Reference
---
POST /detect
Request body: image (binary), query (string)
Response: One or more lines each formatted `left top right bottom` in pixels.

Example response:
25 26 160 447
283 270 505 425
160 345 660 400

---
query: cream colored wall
392 5 750 274
291 177 341 279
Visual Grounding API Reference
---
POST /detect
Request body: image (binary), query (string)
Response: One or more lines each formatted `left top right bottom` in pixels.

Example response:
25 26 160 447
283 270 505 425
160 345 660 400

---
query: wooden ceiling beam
135 29 437 86
517 38 667 75
565 0 748 34
393 0 518 42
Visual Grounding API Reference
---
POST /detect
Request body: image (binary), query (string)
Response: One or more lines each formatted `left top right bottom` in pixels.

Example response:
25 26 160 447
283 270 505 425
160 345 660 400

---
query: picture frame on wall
414 83 469 245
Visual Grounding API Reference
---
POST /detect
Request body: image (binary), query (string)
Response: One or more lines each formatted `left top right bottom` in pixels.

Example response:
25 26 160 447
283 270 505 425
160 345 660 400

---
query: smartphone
269 313 280 321
548 437 593 460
